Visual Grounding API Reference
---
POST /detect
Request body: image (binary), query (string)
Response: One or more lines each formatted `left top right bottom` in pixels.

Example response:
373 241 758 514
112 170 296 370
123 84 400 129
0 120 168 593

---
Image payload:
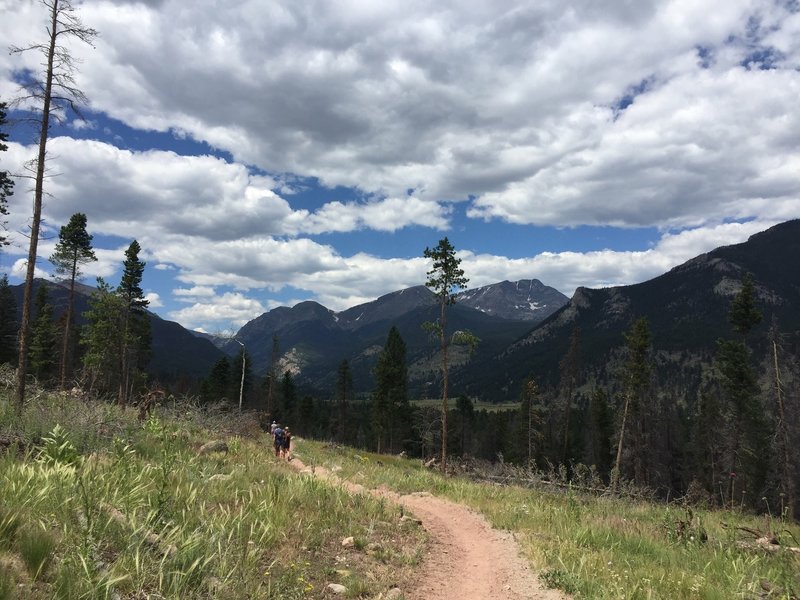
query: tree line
0 213 152 406
191 258 797 520
2 0 795 521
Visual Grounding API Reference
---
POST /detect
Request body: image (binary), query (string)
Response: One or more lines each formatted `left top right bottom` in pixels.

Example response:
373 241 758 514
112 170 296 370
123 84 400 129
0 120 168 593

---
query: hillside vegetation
0 380 424 599
1 380 798 599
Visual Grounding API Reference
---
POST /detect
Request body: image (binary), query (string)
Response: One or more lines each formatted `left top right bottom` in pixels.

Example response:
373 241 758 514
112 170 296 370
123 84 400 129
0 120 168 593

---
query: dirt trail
290 457 566 600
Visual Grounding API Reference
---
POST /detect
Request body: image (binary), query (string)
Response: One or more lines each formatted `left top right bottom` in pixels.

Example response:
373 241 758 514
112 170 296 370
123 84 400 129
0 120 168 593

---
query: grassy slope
0 386 424 599
299 442 800 600
1 382 798 599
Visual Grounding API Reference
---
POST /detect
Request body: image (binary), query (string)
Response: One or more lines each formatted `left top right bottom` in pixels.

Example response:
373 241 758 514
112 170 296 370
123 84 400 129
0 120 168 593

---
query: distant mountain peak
456 278 568 322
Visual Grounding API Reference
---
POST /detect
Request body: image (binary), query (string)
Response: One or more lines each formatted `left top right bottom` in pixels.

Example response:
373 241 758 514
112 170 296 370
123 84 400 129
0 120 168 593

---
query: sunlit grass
300 439 800 599
0 388 424 599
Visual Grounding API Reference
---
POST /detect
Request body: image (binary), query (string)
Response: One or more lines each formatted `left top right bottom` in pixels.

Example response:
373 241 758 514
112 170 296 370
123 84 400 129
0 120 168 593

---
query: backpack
274 428 285 445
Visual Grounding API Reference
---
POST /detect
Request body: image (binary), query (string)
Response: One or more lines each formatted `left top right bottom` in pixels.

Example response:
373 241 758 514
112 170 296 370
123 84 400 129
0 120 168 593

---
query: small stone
326 583 347 595
198 440 228 455
386 588 403 599
400 515 422 525
341 536 355 547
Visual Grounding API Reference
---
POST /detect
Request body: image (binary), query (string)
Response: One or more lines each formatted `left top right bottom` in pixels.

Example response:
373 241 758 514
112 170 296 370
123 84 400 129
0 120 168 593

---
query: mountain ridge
458 219 800 401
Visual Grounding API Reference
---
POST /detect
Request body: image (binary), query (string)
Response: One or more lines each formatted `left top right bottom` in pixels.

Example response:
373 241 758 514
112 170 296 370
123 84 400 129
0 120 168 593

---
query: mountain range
220 279 569 396
457 218 800 401
7 219 798 403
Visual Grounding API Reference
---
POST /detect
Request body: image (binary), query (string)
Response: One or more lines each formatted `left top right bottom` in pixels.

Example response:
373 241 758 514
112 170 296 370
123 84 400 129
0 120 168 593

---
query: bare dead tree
10 0 97 411
770 319 795 519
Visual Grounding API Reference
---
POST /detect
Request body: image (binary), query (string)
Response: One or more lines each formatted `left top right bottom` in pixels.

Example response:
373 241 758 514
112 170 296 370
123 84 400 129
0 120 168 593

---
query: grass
2 376 798 599
298 441 800 599
0 385 425 599
411 398 520 412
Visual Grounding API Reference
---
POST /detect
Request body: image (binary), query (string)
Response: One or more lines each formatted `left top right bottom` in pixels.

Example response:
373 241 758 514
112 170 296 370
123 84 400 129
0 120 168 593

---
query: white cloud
18 0 791 230
167 292 266 330
459 220 773 296
173 286 216 300
3 0 797 330
69 118 97 131
10 258 49 280
144 292 163 308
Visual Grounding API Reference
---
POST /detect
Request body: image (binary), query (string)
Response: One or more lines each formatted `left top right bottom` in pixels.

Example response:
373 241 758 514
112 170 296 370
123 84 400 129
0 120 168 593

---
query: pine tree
298 394 315 437
372 326 409 453
559 326 581 464
0 275 17 365
117 240 150 406
335 359 352 443
455 395 475 457
265 334 279 417
28 284 58 383
82 278 125 397
585 386 613 478
280 370 297 424
423 237 469 471
612 317 653 491
50 213 97 388
729 274 761 337
689 391 723 500
202 356 231 403
717 274 770 509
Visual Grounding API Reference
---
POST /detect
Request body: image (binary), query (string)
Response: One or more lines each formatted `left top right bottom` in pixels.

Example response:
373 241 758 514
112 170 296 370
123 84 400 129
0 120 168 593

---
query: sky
1 0 798 334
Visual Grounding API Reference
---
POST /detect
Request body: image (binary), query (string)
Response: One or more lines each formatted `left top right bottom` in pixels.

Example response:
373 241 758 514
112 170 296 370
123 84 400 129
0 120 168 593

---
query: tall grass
0 388 424 599
300 441 800 599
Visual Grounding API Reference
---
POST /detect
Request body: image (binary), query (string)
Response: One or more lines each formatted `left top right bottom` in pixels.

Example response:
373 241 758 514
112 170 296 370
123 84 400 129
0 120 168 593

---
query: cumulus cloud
144 292 163 308
459 220 776 296
167 292 266 330
16 0 790 228
9 259 49 280
3 0 797 330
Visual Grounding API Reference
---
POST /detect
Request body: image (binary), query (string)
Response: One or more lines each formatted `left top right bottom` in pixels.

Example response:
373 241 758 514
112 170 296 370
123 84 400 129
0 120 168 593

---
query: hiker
283 427 293 461
273 424 286 458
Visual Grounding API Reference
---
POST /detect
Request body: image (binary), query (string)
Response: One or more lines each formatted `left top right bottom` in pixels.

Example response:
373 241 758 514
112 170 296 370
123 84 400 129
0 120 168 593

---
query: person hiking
283 427 293 461
273 424 286 458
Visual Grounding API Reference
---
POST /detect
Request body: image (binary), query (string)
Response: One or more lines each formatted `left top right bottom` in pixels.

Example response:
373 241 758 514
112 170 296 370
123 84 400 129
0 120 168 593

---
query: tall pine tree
717 274 769 508
117 240 150 405
371 326 409 453
612 317 653 490
50 212 97 388
28 283 58 383
559 326 581 464
0 275 17 365
82 278 125 397
335 359 352 443
423 237 469 471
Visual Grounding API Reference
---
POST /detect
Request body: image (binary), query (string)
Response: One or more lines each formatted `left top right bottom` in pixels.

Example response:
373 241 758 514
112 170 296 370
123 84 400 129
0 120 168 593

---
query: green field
411 398 520 412
2 385 798 599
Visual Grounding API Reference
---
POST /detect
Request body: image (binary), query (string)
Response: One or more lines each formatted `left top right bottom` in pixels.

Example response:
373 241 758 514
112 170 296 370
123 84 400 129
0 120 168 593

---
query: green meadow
1 385 797 599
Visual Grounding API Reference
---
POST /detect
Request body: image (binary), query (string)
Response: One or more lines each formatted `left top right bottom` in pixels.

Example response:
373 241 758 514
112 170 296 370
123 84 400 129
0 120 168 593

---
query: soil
290 457 567 600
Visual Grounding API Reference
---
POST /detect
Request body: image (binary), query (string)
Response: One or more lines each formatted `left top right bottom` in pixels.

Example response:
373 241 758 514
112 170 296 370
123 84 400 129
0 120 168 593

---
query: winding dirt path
290 458 566 600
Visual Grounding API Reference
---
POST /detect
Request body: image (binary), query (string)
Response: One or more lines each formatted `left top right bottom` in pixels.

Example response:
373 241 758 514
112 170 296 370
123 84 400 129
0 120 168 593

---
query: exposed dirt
290 457 567 600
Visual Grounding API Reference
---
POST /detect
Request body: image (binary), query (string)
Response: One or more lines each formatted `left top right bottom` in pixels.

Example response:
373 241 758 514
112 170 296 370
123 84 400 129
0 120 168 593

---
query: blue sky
1 0 798 332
